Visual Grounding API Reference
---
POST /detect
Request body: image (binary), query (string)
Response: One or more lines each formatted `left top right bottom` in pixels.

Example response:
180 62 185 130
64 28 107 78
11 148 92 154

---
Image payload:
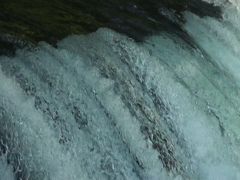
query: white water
0 1 240 180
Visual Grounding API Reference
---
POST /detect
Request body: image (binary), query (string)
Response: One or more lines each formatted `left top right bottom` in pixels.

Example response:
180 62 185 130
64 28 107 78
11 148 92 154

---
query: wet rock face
0 0 221 54
188 0 222 18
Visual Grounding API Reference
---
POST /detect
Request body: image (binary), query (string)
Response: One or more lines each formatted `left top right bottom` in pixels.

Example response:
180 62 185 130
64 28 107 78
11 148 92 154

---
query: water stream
0 1 240 179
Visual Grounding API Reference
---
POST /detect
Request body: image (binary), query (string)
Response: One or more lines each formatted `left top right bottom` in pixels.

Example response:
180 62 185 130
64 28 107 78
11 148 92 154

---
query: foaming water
0 1 240 180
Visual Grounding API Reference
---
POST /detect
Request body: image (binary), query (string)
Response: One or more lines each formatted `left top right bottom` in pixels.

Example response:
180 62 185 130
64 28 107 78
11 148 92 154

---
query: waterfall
0 1 240 180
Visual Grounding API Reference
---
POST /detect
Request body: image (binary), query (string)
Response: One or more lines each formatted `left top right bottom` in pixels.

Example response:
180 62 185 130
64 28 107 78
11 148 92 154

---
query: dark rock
188 0 222 18
0 0 222 55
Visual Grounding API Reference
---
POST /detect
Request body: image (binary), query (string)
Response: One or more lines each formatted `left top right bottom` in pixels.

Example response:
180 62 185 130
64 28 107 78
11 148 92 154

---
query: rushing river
0 1 240 180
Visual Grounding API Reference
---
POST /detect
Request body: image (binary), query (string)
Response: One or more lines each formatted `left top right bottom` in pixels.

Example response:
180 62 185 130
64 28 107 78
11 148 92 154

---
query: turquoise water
0 1 240 179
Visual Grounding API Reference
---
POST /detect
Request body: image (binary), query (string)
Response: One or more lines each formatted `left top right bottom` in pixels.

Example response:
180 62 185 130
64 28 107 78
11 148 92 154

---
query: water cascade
0 0 240 179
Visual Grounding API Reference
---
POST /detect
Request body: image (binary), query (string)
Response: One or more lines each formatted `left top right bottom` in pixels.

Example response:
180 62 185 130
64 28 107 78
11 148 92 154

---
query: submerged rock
0 0 221 53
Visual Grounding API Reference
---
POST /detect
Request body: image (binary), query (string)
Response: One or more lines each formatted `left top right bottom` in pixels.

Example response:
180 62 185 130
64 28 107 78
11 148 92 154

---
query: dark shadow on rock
0 0 222 55
188 0 222 18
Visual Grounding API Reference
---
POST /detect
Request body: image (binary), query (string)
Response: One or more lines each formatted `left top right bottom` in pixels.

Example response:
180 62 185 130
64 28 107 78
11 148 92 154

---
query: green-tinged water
1 1 239 180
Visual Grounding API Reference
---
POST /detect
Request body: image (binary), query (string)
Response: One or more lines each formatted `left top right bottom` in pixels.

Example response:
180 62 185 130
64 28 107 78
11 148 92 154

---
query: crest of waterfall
0 1 240 180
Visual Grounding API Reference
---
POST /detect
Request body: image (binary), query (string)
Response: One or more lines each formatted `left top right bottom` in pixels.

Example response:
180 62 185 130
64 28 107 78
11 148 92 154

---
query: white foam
1 2 240 179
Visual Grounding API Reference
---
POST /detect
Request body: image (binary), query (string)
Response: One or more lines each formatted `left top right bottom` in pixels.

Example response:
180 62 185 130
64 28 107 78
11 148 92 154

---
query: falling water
0 1 240 180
